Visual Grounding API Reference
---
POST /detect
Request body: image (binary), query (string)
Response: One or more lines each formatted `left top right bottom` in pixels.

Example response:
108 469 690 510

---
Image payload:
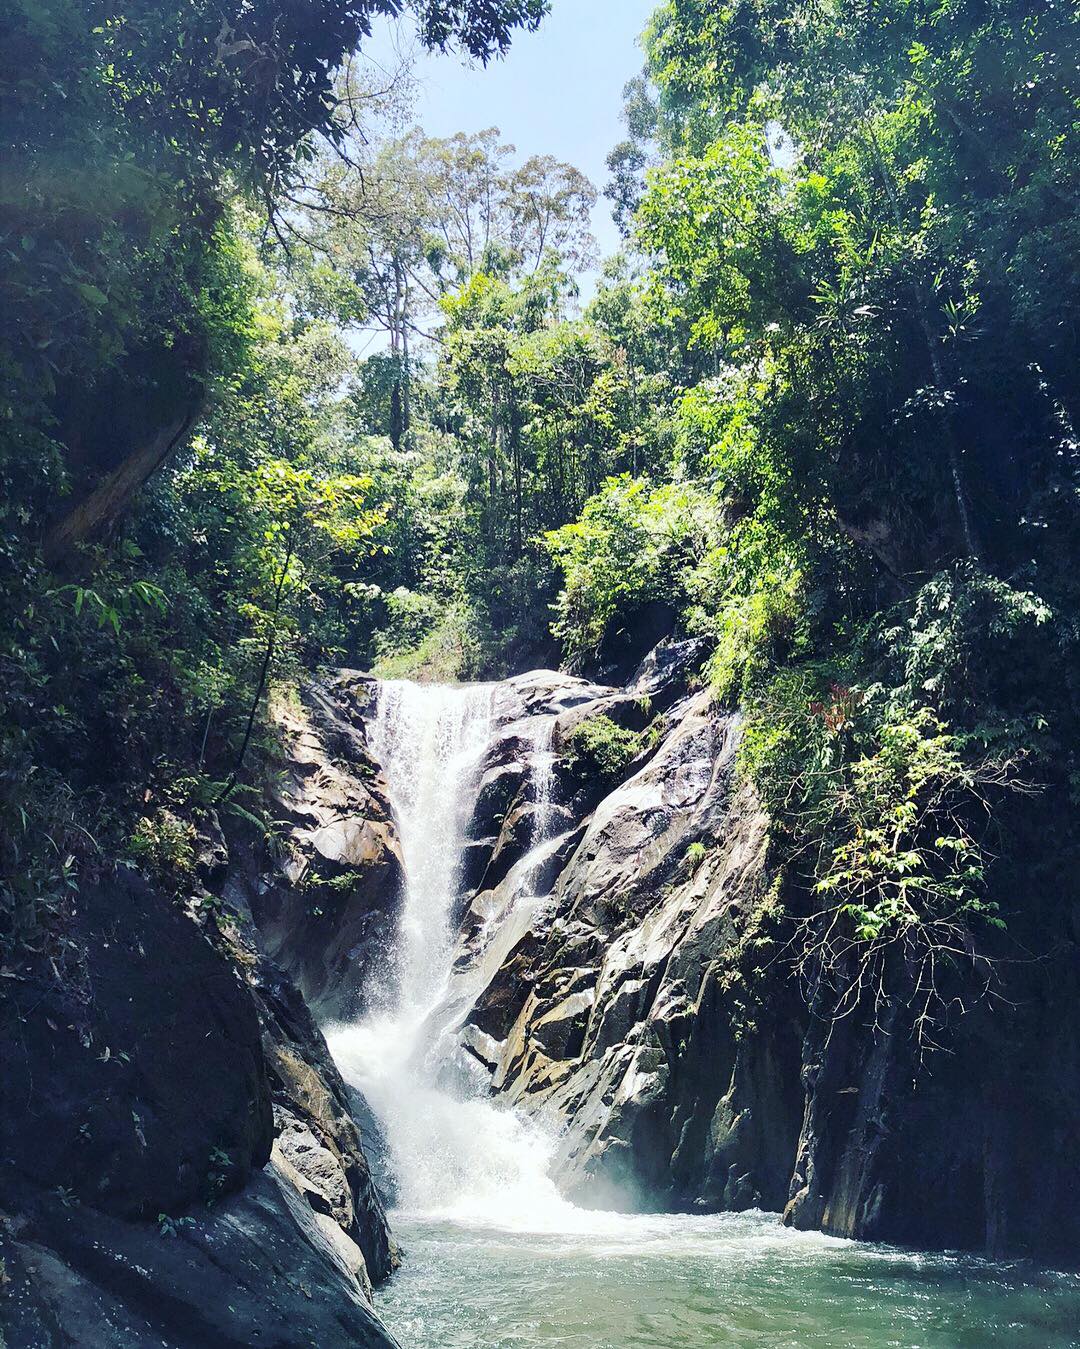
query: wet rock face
255 639 1080 1265
0 868 399 1346
252 956 397 1286
230 672 406 1020
780 938 1080 1264
455 685 807 1215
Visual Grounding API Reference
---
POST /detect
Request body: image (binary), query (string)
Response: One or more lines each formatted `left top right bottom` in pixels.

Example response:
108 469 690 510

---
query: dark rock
0 870 273 1220
596 600 677 684
194 809 229 888
468 944 539 1041
250 956 397 1284
477 801 537 893
468 759 528 845
783 943 1080 1263
229 681 405 1019
460 835 498 895
0 869 398 1345
0 1167 398 1348
629 636 709 713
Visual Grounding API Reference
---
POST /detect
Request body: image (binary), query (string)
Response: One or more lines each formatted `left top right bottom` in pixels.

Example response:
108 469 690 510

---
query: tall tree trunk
216 529 294 802
44 408 199 565
389 380 404 453
513 418 523 557
488 382 500 535
401 320 411 446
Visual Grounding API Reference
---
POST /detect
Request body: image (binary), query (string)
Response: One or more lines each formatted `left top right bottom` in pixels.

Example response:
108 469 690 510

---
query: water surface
376 1209 1080 1349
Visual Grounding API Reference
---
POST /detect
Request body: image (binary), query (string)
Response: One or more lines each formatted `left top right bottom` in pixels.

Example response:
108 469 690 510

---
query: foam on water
327 679 586 1231
375 1210 1080 1349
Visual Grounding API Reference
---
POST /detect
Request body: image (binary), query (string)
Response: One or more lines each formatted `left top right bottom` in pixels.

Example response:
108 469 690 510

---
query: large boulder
449 672 1080 1262
0 1165 398 1348
231 674 405 1019
460 693 805 1212
0 870 273 1220
0 868 398 1346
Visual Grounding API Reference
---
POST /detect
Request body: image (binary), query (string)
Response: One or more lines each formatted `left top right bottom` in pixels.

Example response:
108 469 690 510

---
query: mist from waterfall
327 680 590 1232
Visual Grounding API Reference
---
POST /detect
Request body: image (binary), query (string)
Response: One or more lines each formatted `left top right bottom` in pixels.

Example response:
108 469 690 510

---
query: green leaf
75 282 108 308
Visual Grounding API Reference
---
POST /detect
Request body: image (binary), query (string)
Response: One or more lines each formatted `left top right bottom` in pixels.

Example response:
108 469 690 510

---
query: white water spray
328 680 589 1231
528 714 558 848
367 680 493 1020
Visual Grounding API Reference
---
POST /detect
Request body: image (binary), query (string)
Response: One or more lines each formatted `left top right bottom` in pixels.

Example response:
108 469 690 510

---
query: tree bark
44 408 199 565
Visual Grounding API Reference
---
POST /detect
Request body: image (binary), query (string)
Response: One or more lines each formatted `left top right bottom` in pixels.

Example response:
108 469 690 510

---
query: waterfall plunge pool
374 1208 1080 1348
334 679 1080 1348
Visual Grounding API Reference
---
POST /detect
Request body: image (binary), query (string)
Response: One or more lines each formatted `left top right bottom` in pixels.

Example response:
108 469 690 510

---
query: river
376 1210 1080 1347
327 680 1080 1349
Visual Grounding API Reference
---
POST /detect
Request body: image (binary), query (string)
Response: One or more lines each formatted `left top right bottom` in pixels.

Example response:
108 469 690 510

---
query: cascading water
326 681 1080 1349
367 680 493 1019
527 714 557 849
327 680 585 1230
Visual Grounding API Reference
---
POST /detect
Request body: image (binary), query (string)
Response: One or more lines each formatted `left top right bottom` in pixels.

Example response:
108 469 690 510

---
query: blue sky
368 0 659 277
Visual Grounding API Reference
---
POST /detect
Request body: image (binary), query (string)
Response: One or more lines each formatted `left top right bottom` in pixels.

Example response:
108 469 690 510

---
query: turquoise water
375 1209 1080 1348
342 685 1080 1349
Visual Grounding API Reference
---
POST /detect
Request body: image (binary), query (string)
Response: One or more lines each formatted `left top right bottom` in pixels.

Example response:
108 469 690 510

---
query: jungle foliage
2 0 1079 1035
555 0 1080 1028
0 0 551 949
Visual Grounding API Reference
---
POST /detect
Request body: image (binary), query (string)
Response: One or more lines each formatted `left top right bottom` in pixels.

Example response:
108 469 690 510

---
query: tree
605 73 661 236
212 457 385 797
537 0 1080 1038
306 126 596 448
0 0 554 561
641 0 1080 573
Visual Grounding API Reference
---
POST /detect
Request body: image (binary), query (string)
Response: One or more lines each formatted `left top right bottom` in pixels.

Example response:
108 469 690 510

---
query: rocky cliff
263 649 1080 1268
0 835 399 1345
8 640 1075 1348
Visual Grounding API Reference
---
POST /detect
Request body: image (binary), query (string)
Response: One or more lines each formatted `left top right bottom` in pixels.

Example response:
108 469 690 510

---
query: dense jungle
2 1 1080 1345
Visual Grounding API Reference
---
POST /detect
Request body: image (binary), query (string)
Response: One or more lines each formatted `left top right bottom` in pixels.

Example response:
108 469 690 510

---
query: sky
367 0 659 285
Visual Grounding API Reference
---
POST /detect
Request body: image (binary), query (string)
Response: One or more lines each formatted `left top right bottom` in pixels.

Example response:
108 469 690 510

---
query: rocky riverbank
267 647 1080 1266
4 639 1078 1346
1 822 398 1345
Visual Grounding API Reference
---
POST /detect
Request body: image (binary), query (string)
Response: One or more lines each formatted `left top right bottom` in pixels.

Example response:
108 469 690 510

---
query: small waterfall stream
326 680 1080 1348
327 680 583 1230
526 713 557 848
367 679 494 1019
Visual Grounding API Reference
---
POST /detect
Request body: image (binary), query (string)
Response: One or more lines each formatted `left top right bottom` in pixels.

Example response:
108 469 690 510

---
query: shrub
563 713 659 782
373 587 446 661
545 475 721 669
125 811 197 884
685 840 707 871
736 562 1057 1044
372 602 482 683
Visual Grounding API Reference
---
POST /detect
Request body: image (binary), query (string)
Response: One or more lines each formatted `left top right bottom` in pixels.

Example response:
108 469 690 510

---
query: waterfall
327 680 585 1231
528 714 557 848
505 711 561 901
367 680 494 1020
